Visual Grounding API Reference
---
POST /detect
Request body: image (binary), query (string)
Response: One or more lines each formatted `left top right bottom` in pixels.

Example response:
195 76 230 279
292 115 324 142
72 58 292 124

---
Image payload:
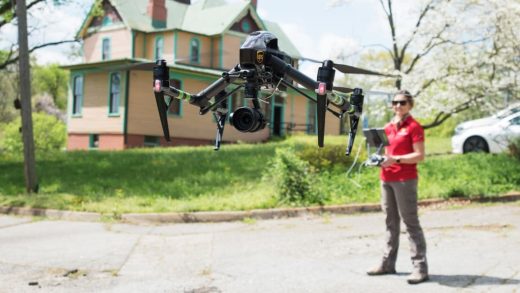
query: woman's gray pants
380 179 428 273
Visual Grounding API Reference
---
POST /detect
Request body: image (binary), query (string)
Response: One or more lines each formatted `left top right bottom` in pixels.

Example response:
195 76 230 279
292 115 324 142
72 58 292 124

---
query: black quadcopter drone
149 31 390 155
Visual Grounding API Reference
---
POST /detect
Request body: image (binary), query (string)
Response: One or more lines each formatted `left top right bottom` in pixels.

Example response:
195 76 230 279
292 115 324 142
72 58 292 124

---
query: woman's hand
381 156 397 168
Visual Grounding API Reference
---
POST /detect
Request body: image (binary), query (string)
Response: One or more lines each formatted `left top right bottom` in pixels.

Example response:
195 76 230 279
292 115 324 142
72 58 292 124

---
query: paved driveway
0 202 519 292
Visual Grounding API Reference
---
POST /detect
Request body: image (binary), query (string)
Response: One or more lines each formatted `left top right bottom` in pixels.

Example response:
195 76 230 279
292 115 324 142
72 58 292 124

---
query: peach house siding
68 72 125 134
99 134 125 150
134 31 145 58
212 37 221 68
67 134 90 150
83 28 132 63
143 32 174 61
222 34 242 69
175 32 212 67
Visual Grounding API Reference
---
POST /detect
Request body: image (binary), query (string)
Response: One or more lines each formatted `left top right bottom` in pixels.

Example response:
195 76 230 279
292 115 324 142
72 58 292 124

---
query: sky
0 0 419 76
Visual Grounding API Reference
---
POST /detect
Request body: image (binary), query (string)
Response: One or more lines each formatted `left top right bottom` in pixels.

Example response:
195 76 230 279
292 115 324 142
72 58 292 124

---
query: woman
366 90 429 284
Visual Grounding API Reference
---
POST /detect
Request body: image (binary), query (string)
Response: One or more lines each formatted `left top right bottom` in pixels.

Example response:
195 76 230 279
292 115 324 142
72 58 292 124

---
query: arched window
102 38 111 60
109 73 120 115
155 36 164 60
241 19 251 33
72 75 83 115
190 38 200 63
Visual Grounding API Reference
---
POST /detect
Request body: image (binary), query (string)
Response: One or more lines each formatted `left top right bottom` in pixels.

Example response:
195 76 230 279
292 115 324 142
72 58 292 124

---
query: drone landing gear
212 91 229 151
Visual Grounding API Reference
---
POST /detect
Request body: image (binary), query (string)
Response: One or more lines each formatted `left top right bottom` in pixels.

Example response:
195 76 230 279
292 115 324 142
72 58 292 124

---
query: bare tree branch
378 0 390 17
0 0 46 28
0 39 78 70
399 0 436 62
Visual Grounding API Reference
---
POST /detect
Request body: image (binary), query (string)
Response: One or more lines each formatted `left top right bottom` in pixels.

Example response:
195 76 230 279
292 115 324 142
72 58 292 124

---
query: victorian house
64 0 342 150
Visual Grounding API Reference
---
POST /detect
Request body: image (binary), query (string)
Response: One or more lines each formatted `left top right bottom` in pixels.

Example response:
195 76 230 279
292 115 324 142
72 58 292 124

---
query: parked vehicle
453 102 520 135
452 111 520 154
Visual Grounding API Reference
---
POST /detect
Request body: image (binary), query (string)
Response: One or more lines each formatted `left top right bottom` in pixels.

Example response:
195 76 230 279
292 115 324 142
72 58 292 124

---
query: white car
453 102 520 134
452 111 520 153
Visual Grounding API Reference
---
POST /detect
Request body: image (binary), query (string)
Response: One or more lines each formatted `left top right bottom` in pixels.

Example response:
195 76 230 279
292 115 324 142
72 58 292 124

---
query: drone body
152 31 388 154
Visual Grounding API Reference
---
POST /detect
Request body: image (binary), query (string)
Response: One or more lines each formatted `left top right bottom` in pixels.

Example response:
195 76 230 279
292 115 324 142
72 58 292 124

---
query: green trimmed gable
78 0 301 59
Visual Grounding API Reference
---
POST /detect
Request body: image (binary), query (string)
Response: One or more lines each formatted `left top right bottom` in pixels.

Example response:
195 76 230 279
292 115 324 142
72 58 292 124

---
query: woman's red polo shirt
380 115 424 182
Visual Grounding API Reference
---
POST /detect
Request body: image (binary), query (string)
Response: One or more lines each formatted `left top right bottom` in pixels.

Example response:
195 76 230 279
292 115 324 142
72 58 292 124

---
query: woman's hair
394 90 414 107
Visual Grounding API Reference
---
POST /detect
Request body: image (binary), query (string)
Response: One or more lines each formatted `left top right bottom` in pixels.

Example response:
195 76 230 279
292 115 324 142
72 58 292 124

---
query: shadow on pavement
429 274 520 288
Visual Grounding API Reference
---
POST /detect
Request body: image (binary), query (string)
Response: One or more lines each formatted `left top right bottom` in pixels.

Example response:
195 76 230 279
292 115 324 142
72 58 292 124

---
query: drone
149 31 391 155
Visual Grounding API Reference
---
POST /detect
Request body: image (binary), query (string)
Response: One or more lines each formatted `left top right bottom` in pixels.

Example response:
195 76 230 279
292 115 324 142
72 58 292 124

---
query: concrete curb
0 206 101 222
1 193 519 224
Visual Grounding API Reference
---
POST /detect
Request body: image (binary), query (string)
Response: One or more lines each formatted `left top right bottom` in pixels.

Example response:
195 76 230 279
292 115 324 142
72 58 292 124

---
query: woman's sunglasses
391 100 408 106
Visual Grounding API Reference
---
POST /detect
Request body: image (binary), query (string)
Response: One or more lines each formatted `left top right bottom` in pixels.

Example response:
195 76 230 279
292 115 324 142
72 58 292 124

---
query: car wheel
463 136 489 153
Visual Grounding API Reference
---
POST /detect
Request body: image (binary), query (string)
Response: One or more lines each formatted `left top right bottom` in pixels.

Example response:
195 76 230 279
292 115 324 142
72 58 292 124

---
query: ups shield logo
256 51 265 64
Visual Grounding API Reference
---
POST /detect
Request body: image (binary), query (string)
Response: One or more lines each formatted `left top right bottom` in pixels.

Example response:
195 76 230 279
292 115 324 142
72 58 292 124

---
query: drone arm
266 54 318 91
280 79 342 118
190 67 241 108
200 84 243 115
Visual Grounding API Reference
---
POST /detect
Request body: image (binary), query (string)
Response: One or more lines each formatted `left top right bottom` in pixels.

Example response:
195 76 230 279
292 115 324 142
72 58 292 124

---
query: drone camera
229 107 266 133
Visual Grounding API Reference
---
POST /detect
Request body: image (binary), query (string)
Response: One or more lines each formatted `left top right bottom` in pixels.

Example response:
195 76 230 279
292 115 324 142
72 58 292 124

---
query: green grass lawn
0 135 518 215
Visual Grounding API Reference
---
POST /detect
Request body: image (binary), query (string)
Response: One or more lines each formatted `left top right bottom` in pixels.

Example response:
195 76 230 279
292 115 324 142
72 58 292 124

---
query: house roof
79 0 300 58
62 58 225 77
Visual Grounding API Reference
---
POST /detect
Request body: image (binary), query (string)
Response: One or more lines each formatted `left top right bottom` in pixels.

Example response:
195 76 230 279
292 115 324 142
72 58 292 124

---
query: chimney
251 0 257 9
147 0 167 28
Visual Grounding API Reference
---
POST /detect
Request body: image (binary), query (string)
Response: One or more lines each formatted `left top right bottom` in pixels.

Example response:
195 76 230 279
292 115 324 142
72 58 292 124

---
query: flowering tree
332 0 520 128
405 0 520 127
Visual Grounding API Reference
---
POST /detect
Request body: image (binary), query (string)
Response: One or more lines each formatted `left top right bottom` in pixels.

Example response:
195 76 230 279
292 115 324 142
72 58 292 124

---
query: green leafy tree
32 63 69 109
0 65 18 124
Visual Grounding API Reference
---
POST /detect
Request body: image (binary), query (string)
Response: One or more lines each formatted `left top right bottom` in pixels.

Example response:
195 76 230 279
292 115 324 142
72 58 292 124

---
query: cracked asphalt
0 202 519 293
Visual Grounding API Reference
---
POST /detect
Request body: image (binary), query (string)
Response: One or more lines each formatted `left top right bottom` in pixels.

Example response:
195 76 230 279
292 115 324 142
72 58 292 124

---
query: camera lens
230 107 266 133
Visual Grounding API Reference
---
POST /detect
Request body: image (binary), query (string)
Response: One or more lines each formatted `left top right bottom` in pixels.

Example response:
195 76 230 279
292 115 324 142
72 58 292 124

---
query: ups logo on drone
256 51 265 64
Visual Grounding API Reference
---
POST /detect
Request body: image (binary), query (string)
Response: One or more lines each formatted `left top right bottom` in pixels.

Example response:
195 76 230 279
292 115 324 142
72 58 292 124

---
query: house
64 0 343 150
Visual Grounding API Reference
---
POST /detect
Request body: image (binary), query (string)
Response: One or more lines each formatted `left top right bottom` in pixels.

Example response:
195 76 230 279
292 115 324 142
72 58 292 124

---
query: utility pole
16 0 39 193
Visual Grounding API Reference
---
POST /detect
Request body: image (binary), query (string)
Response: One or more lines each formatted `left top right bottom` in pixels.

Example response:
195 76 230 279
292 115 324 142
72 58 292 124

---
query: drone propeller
154 91 171 141
153 60 172 141
333 86 355 93
301 57 394 77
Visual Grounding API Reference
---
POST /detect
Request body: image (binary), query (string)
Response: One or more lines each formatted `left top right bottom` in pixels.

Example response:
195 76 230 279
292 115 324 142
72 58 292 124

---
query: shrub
1 112 66 157
267 147 323 205
421 116 459 138
297 144 364 171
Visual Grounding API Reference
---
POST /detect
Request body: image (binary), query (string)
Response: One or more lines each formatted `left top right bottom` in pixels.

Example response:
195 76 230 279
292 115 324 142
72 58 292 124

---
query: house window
89 134 99 149
190 38 200 63
144 136 160 147
155 36 164 60
72 75 83 115
102 15 112 26
109 73 120 115
168 79 182 116
307 101 317 134
241 19 251 33
102 38 111 60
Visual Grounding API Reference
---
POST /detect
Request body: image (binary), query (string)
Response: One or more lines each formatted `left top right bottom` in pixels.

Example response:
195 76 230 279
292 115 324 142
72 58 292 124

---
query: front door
273 105 283 136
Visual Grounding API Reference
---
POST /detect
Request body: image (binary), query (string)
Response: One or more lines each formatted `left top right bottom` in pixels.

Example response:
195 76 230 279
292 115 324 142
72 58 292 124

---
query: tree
405 0 520 127
332 0 520 128
0 0 78 70
32 63 69 109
